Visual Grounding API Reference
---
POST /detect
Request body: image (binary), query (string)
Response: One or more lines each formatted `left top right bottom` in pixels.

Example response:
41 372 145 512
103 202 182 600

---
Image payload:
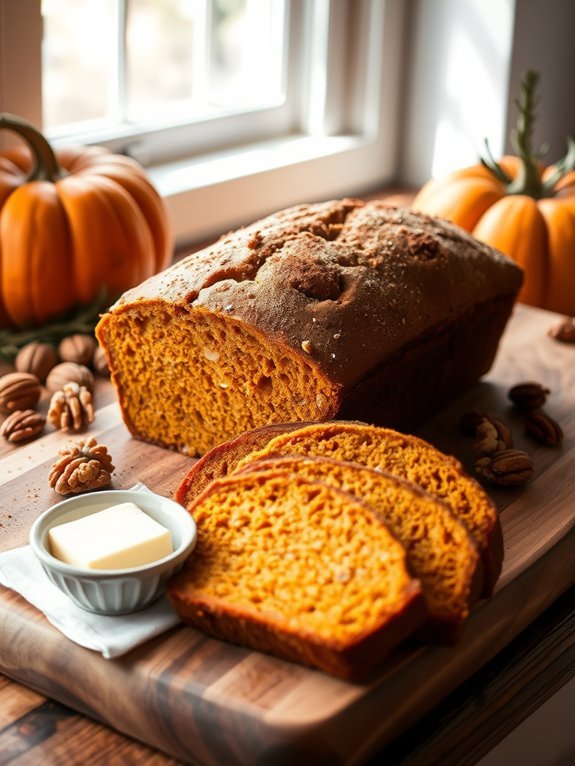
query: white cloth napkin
0 484 181 659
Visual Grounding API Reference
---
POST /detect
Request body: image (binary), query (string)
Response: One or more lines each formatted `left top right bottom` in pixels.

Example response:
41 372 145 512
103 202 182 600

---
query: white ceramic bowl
30 489 197 615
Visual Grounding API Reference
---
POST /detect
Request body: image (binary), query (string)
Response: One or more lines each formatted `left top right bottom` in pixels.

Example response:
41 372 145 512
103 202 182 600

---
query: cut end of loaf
96 303 340 455
234 454 482 639
168 471 426 678
231 421 502 595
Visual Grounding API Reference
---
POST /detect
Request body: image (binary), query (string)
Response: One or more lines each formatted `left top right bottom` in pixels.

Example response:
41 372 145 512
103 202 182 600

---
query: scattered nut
46 362 94 393
475 448 534 487
301 340 312 354
508 381 550 410
1 409 46 443
47 382 95 432
48 437 115 495
15 342 58 382
92 346 110 377
0 372 42 415
524 410 564 447
58 334 97 366
548 316 575 343
474 416 513 455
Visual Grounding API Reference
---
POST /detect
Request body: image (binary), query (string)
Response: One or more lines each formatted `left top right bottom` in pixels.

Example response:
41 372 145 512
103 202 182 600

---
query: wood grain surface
1 587 572 765
0 303 574 766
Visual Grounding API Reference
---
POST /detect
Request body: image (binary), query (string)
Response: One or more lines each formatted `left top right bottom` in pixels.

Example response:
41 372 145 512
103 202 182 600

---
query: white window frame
0 0 408 249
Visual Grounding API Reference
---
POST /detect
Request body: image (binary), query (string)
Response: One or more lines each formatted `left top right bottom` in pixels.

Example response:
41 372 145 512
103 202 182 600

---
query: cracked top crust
108 198 523 388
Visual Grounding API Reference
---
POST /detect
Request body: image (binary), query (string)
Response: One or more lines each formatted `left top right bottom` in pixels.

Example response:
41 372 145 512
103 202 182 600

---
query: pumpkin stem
0 113 62 183
480 139 512 184
504 70 546 198
541 136 575 194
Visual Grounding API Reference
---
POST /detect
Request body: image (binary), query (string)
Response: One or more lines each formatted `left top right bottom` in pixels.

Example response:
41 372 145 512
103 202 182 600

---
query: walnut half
47 382 95 432
48 437 115 495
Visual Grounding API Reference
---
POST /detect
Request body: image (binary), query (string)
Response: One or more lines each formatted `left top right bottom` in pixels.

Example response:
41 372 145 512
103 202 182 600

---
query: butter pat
48 502 173 570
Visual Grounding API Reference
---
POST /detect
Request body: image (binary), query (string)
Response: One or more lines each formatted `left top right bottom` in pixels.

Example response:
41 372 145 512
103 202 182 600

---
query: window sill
148 133 395 249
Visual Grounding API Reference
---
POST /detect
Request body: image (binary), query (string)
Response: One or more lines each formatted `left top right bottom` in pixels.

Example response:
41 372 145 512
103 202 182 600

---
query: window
41 0 291 163
0 0 407 248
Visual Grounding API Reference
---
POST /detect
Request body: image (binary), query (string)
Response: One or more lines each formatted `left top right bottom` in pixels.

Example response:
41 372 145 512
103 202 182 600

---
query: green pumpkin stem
482 70 575 199
480 139 512 184
0 113 62 183
505 70 546 197
542 136 575 193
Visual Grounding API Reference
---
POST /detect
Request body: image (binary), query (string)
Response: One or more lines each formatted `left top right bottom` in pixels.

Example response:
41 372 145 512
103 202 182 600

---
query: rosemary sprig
0 290 113 363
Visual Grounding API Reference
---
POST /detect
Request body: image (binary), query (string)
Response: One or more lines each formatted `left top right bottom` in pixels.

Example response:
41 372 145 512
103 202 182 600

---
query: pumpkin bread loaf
233 421 502 595
96 199 523 456
167 470 426 680
235 455 482 641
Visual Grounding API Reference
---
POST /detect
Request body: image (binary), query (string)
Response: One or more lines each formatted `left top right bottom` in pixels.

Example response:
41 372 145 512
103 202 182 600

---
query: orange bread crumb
238 455 482 641
175 422 306 506
234 421 502 595
167 470 425 679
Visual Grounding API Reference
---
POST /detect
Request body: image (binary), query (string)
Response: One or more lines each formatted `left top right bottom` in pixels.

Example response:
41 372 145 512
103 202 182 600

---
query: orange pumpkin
412 72 575 314
0 113 172 329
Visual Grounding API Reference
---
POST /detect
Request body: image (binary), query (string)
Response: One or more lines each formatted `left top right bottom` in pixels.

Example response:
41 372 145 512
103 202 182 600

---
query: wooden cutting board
0 303 574 766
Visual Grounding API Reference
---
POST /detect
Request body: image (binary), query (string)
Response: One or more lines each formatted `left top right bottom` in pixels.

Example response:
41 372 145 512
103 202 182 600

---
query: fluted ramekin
30 489 196 615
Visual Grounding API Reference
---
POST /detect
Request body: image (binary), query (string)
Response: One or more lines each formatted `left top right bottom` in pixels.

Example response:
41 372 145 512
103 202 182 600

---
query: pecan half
0 372 42 415
475 448 534 486
524 410 564 447
508 381 550 410
1 409 46 443
474 416 514 455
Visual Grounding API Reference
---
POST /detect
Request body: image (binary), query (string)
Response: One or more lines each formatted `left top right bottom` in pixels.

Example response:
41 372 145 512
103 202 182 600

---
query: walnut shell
15 342 58 383
58 334 97 366
0 372 42 415
46 362 95 394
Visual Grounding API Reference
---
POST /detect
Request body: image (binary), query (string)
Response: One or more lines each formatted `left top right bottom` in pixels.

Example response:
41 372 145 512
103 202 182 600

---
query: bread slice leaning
237 455 482 642
168 470 426 680
234 421 503 596
175 421 306 507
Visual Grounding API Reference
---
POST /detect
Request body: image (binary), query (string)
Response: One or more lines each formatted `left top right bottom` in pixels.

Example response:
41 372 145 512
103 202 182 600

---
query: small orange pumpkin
0 113 172 329
412 72 575 314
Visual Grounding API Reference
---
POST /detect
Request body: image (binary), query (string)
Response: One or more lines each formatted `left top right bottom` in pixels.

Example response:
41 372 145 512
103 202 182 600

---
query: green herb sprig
0 290 113 363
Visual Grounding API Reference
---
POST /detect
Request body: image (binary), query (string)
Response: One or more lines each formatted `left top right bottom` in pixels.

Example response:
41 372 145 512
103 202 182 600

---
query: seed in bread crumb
203 348 220 362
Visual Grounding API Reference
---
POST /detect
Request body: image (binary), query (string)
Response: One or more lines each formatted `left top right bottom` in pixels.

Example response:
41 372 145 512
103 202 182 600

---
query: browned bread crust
96 199 523 456
168 471 426 680
174 422 307 506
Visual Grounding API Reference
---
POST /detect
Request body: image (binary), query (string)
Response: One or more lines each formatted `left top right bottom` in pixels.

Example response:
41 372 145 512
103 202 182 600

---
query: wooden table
0 303 574 765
